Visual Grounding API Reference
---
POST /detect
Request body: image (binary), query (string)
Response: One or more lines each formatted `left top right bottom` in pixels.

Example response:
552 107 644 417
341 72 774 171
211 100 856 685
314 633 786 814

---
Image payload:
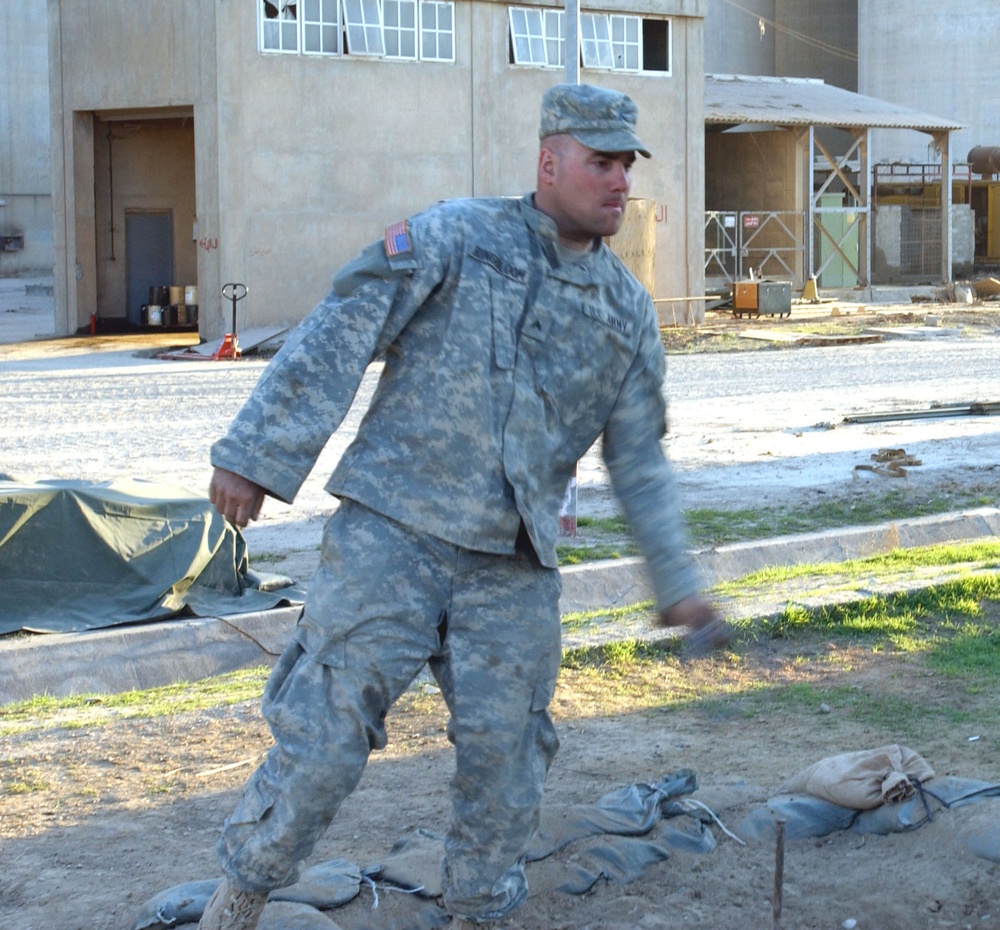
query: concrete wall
49 0 707 336
704 0 775 76
774 0 856 91
872 203 973 284
704 0 856 91
49 0 210 334
860 1 1000 166
952 204 975 279
705 128 798 212
1 0 54 275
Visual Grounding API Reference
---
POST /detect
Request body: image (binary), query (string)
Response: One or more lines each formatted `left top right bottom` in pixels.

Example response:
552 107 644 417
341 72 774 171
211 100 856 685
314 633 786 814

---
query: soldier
198 82 731 930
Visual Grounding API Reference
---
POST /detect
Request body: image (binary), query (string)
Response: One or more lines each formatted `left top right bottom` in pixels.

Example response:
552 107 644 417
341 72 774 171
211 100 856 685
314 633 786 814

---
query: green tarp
0 478 303 635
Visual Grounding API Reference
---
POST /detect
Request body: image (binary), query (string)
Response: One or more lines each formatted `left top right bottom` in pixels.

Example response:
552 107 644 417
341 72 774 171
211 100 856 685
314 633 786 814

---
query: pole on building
937 130 953 284
564 0 580 83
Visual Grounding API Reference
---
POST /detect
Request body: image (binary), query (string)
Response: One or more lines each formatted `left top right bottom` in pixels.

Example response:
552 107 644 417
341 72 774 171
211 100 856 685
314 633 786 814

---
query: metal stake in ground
773 817 786 930
214 282 248 360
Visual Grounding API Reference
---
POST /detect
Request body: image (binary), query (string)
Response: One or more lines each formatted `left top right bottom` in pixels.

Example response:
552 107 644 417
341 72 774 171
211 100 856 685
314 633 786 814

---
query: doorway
125 211 174 325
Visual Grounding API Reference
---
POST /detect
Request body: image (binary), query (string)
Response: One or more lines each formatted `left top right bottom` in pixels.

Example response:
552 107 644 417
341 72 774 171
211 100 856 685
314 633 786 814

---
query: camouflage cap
539 83 651 158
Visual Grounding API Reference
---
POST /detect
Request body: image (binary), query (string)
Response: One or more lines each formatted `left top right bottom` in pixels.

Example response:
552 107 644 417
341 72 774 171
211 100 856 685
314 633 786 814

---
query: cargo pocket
530 673 558 713
227 772 276 829
292 613 348 669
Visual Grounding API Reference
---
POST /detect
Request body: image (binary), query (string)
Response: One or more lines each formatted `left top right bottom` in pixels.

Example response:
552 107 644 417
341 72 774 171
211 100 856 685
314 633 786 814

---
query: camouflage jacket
211 194 700 609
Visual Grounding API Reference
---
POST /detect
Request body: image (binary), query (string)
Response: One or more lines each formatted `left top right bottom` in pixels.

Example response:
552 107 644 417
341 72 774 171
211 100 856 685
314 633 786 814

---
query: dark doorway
125 211 174 325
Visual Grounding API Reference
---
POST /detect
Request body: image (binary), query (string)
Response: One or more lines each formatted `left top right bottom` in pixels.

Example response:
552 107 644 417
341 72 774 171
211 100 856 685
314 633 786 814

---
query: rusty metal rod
773 818 786 930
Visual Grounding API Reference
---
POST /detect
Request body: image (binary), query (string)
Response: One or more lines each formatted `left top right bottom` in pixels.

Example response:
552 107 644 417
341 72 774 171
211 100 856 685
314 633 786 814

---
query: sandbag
780 744 934 810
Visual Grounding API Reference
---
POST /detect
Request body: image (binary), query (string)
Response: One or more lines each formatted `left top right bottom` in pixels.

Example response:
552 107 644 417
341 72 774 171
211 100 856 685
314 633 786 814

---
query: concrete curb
2 508 997 703
557 507 1000 613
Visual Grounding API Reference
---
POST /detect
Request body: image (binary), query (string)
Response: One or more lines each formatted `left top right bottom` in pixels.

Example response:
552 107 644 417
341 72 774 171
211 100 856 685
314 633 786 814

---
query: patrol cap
539 83 651 158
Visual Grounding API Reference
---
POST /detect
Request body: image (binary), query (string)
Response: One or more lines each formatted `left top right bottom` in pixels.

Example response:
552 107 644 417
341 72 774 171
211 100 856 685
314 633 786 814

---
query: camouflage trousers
215 499 563 922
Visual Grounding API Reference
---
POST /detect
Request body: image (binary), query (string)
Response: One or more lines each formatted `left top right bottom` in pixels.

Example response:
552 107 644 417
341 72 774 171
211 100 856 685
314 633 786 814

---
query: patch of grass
925 617 1000 685
754 575 998 645
712 542 1000 596
2 769 50 794
577 515 631 534
734 681 978 736
561 601 655 633
683 491 996 548
0 667 271 736
556 543 634 564
553 575 1000 723
562 638 678 671
558 515 640 564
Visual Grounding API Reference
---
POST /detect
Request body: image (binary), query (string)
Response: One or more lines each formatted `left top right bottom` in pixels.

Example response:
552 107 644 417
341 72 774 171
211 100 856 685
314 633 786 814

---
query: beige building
1 1 52 275
48 0 708 339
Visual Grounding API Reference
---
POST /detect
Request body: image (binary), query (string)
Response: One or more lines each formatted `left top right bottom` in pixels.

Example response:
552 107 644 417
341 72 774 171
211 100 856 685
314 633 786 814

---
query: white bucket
148 305 163 325
184 285 198 305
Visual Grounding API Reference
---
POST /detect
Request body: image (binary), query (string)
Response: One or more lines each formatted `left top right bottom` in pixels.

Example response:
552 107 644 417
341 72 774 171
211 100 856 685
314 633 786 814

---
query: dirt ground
2 299 1000 930
4 607 1000 930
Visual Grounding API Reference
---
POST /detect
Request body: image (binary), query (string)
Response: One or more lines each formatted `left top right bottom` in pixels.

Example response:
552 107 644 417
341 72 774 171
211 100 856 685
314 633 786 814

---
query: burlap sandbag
780 744 935 810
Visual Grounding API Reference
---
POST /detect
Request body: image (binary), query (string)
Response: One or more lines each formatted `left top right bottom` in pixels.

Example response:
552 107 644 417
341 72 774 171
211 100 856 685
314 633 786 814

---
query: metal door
125 211 174 324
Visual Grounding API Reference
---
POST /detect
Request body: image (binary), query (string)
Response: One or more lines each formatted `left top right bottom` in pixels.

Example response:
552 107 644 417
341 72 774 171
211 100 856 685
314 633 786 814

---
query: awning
705 74 964 133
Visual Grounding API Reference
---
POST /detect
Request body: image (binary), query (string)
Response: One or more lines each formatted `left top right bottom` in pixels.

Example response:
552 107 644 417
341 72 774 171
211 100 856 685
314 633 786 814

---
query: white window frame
260 0 454 61
507 7 670 75
542 9 564 68
343 0 385 55
509 7 548 66
580 13 614 70
420 0 455 62
384 0 418 58
303 0 342 55
609 13 639 71
261 0 300 52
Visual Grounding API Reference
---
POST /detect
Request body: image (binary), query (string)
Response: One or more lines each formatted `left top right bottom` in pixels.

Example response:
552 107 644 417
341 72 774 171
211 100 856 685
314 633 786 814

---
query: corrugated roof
705 74 963 133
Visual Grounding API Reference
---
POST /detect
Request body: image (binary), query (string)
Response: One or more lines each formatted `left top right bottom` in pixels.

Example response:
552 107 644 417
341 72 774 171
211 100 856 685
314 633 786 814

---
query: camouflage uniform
209 193 701 921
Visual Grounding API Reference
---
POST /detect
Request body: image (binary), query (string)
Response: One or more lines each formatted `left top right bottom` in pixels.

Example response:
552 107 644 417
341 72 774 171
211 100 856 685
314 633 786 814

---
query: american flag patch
384 219 412 257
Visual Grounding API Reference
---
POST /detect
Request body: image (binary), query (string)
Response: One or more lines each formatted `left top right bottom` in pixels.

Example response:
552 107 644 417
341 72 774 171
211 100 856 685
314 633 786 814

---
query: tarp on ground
0 478 303 635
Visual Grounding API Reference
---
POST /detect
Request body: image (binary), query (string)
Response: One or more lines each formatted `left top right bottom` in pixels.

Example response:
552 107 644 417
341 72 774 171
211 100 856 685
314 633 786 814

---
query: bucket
184 285 198 305
147 305 163 325
168 285 185 306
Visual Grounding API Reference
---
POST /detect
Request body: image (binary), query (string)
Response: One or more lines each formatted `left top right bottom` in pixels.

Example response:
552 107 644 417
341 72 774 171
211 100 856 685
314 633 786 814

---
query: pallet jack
213 282 248 360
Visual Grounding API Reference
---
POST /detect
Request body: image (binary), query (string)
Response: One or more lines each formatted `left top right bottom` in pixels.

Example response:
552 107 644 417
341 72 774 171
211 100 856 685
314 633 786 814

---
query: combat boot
198 877 268 930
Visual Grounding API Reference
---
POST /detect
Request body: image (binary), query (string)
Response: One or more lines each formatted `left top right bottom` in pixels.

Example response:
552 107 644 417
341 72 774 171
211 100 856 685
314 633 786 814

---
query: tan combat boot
198 877 268 930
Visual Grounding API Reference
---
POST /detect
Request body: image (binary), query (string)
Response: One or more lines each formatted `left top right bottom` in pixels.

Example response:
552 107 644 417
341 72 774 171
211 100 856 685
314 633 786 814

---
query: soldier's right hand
209 467 267 527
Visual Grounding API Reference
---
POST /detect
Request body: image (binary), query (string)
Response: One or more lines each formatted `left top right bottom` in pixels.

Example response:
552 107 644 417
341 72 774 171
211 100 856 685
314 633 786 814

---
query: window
610 14 639 71
303 0 341 54
343 0 385 54
580 13 613 69
542 9 564 68
260 0 454 61
641 18 670 73
508 6 670 74
262 1 300 52
384 0 417 58
509 7 549 66
420 1 454 61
